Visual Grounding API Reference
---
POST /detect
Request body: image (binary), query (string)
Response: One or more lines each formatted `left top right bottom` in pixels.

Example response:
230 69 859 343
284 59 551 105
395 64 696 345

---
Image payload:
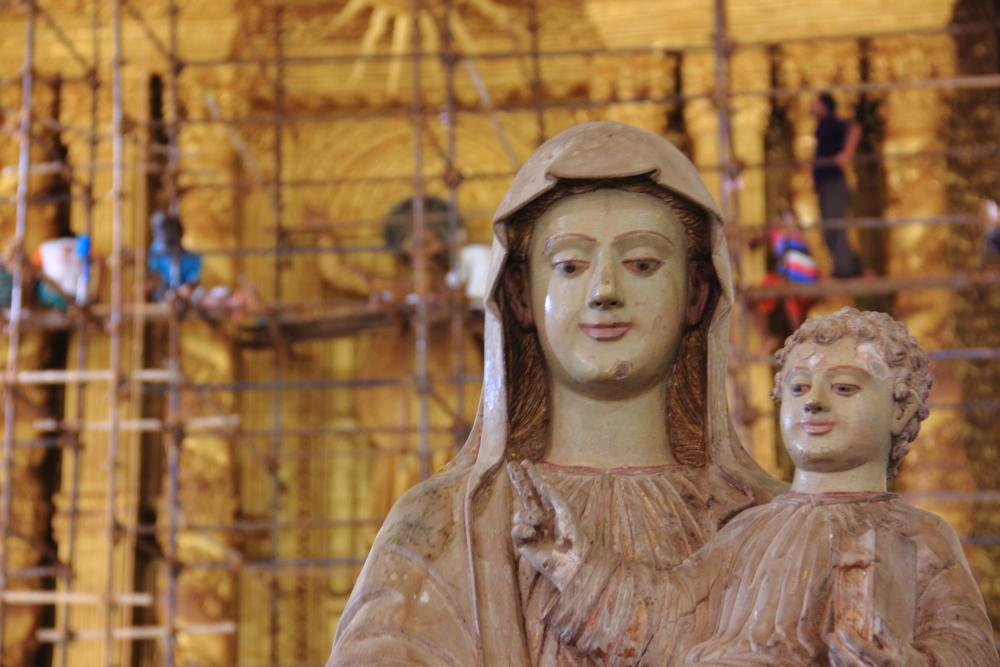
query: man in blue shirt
813 92 864 278
146 211 260 315
148 211 202 302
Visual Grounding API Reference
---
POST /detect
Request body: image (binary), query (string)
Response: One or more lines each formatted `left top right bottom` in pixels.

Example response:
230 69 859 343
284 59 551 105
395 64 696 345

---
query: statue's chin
787 446 867 473
560 362 664 399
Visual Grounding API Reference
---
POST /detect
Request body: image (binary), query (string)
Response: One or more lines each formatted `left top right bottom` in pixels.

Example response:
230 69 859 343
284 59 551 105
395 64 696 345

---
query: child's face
778 336 897 475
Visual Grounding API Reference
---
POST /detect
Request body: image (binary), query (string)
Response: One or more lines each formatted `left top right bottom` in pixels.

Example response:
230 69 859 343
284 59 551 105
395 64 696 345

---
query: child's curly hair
771 307 933 479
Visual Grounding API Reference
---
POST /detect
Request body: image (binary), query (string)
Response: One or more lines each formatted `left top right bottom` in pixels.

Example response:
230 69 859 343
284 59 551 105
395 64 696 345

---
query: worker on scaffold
812 91 865 279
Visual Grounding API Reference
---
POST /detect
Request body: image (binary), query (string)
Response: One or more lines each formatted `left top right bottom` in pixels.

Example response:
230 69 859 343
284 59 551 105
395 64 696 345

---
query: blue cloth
772 235 809 258
148 249 201 300
780 263 819 284
37 281 68 310
813 115 848 184
0 267 12 307
76 235 91 296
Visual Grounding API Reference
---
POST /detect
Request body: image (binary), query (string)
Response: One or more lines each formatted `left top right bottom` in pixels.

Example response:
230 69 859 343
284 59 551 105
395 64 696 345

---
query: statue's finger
524 461 576 524
546 486 574 519
517 461 550 513
506 460 525 489
511 522 537 545
513 510 542 527
522 461 557 513
507 461 543 514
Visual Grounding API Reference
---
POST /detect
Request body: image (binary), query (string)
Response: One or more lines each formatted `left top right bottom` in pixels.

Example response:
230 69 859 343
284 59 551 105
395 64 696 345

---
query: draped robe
516 462 753 665
545 492 999 667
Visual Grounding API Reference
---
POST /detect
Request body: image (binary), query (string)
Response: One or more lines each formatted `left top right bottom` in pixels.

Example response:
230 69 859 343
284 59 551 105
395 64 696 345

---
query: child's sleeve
542 537 725 666
913 515 1000 666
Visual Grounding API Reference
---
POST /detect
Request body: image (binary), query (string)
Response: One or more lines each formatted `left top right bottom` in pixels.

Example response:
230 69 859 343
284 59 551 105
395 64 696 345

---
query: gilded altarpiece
0 1 997 665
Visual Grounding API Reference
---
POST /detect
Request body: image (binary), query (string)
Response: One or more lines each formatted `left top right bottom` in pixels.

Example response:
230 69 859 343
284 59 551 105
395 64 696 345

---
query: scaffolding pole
162 0 183 663
54 0 101 661
102 1 126 663
411 0 432 482
0 0 35 656
441 0 467 452
713 0 756 452
268 6 286 664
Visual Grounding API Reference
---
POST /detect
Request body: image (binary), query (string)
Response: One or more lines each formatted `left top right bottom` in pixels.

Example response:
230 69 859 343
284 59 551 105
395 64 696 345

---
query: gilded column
153 64 241 667
870 35 977 533
0 76 60 667
54 66 148 667
729 45 781 477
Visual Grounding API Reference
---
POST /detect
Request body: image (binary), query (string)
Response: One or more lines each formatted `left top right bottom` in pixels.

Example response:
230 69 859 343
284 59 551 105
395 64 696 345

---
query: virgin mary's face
527 189 691 398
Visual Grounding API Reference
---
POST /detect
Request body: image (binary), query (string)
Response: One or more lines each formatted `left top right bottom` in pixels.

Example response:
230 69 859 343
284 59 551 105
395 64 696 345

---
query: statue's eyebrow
612 229 676 253
543 232 596 256
786 364 873 378
613 230 674 244
826 364 872 378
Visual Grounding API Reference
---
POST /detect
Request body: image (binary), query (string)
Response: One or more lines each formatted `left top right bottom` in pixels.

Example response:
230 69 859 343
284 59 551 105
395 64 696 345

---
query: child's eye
832 383 860 396
789 382 810 396
553 260 588 276
623 258 663 275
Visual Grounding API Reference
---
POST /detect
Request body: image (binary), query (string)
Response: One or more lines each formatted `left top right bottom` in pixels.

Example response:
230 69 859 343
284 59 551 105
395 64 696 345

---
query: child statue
511 307 999 666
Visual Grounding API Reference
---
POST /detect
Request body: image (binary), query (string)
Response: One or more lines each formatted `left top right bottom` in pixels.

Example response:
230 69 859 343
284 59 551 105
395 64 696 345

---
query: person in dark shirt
146 211 258 314
813 91 864 278
147 211 203 302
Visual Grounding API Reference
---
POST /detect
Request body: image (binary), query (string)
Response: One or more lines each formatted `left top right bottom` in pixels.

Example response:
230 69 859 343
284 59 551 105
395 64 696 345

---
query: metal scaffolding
0 0 998 665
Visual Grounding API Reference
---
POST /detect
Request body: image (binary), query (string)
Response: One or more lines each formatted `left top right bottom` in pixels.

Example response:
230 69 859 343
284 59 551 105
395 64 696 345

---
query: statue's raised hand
507 460 589 592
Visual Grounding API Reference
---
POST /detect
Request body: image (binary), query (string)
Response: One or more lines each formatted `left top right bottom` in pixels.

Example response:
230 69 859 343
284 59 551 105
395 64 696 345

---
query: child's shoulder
725 493 949 530
892 502 964 543
877 500 970 566
722 498 787 530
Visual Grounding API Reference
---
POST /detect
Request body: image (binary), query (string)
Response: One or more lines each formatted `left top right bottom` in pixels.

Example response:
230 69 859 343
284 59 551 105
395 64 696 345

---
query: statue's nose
804 400 825 414
588 257 622 310
588 290 622 310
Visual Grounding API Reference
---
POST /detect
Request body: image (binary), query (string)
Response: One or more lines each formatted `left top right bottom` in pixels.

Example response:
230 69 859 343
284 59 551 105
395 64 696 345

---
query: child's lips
579 322 633 341
801 421 835 435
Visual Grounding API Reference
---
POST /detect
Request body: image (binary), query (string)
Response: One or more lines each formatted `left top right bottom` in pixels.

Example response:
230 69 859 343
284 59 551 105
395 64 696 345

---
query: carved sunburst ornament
330 0 525 92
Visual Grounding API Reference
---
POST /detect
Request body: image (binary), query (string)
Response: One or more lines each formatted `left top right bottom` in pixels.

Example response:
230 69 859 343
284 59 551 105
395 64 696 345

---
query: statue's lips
801 421 835 435
579 322 633 341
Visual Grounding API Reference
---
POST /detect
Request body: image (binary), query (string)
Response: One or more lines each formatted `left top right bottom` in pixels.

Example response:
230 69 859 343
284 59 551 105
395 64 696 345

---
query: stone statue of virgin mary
327 121 785 665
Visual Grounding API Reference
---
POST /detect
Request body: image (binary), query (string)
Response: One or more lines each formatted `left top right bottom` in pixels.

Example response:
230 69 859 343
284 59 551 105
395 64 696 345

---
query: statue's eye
832 383 860 397
553 260 587 276
623 258 663 275
789 382 809 396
